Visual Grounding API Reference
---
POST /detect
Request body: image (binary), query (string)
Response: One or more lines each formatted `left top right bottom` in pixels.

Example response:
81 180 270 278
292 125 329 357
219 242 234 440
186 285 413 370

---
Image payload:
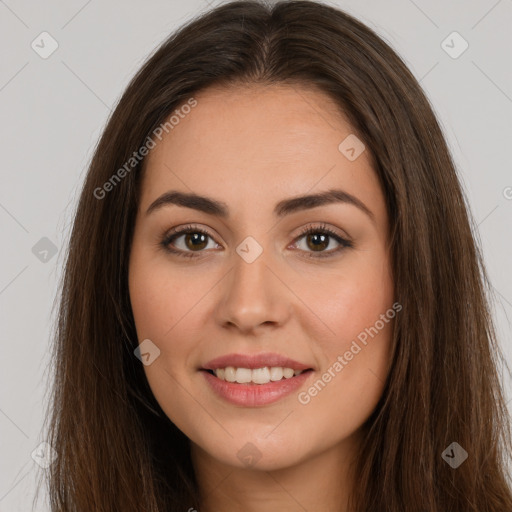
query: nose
215 244 291 334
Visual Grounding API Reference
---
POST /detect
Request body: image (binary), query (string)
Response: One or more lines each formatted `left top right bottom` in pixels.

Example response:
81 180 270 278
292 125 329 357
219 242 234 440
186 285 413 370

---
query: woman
43 1 512 510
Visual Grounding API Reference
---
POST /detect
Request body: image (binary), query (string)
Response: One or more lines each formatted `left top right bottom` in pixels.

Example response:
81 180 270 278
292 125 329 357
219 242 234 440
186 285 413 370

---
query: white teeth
235 367 252 383
269 367 283 381
252 367 270 384
224 366 236 382
283 367 294 379
212 366 305 384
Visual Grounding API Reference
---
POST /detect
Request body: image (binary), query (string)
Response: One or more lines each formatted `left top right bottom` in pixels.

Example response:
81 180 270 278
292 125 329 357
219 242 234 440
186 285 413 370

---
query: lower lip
201 369 313 406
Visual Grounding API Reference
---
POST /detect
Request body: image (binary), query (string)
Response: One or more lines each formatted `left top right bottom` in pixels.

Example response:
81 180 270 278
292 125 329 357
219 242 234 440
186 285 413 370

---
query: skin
128 83 395 512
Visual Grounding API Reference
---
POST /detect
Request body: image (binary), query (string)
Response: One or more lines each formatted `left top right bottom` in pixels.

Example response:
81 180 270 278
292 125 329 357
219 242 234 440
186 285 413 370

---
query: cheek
296 251 394 417
128 249 218 409
305 247 394 349
128 247 206 346
128 253 205 430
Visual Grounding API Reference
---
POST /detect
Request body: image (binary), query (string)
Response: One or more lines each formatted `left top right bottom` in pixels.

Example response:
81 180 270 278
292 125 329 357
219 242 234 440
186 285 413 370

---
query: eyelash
159 223 353 260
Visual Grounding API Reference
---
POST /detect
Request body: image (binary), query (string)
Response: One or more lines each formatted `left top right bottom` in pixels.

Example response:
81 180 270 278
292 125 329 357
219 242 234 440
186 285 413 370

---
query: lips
202 352 313 371
200 352 315 406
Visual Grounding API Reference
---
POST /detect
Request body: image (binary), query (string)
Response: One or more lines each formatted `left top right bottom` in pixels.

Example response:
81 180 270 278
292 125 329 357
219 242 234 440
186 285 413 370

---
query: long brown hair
42 1 512 510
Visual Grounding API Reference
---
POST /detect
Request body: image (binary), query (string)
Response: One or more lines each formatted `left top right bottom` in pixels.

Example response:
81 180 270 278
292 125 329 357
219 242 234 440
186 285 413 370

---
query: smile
208 366 305 384
200 352 315 406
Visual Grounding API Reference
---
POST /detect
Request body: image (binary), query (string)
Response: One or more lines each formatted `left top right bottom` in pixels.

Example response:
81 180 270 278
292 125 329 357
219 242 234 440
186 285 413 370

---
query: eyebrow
145 188 375 222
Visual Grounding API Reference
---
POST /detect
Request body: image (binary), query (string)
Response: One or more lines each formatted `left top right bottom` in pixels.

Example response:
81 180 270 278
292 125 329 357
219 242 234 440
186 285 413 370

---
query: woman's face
129 84 395 471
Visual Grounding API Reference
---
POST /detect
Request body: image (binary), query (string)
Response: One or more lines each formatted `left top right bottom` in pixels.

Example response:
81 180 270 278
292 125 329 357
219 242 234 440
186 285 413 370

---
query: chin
196 434 314 472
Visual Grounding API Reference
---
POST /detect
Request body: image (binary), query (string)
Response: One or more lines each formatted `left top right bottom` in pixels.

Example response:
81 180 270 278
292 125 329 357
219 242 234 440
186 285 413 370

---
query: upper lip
202 352 313 371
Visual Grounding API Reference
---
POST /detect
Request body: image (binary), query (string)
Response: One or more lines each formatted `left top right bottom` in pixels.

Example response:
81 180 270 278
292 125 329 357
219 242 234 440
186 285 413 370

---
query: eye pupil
307 233 328 251
185 233 208 250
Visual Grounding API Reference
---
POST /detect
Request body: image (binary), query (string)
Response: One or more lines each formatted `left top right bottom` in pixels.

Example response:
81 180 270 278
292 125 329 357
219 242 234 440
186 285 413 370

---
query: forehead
139 84 385 223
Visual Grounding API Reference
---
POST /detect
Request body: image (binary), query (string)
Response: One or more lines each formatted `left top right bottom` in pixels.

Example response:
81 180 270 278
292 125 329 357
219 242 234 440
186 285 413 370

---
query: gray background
0 0 511 509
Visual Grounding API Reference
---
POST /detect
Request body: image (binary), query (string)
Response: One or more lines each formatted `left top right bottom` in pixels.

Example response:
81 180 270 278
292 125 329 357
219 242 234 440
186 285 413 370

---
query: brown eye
183 232 209 251
293 224 353 259
161 225 219 258
305 233 330 252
